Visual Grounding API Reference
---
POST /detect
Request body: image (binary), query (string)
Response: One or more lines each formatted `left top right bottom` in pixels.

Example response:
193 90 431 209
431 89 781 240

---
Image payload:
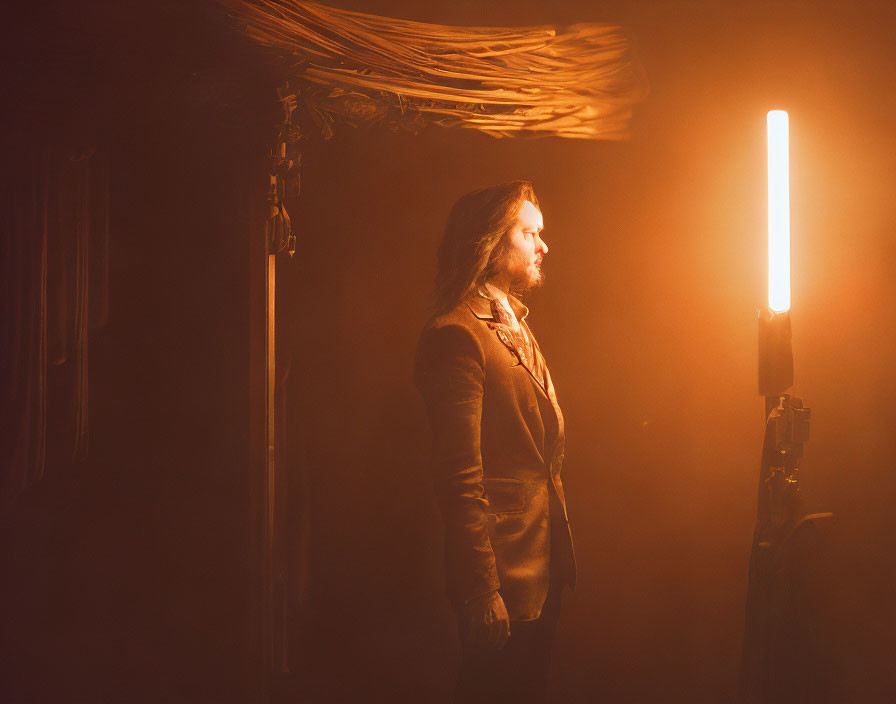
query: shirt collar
464 288 529 322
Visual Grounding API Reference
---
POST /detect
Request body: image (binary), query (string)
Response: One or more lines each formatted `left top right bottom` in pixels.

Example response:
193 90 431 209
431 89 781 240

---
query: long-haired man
414 181 576 703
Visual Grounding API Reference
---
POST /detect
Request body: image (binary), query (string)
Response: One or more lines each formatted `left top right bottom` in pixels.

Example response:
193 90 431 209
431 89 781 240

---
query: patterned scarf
487 296 548 390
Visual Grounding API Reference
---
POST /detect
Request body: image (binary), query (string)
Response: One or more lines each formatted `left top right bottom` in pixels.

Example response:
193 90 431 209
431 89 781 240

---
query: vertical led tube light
767 110 791 313
759 110 794 398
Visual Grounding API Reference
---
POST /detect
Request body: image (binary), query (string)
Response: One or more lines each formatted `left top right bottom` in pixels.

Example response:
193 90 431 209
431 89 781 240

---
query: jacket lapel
465 296 548 398
464 296 564 460
492 324 539 381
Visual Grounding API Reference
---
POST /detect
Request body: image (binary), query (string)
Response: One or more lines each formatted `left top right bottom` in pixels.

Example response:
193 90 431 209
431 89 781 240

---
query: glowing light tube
767 110 790 312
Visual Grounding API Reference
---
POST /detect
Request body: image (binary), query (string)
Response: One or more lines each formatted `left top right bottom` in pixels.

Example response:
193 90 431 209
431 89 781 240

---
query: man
414 181 576 703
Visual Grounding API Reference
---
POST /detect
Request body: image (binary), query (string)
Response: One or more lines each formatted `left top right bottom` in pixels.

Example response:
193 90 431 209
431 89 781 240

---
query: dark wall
2 2 276 701
2 1 895 703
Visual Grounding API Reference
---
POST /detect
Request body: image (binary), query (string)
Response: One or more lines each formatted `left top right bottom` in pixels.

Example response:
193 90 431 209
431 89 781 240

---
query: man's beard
507 253 545 295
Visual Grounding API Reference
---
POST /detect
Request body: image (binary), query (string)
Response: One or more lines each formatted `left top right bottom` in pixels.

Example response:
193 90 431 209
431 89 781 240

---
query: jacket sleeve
414 323 500 605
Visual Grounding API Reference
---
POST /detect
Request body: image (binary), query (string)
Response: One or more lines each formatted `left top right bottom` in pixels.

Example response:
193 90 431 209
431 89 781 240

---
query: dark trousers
454 582 562 704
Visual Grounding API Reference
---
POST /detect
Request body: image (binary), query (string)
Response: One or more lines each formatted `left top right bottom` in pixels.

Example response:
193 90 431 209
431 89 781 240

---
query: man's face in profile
499 199 548 293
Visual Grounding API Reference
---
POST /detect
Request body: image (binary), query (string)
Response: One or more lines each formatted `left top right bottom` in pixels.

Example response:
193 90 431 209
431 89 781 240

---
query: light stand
739 112 834 703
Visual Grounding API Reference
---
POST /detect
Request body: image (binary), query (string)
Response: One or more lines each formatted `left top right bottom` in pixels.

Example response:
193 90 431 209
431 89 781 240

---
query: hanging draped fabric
1 149 111 509
224 0 647 140
2 155 49 507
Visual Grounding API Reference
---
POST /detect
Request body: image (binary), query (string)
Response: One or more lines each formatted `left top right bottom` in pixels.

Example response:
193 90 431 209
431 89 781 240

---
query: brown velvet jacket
414 294 576 621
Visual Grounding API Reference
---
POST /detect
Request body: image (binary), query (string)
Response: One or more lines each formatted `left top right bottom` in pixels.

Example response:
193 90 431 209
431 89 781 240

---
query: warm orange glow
767 110 790 312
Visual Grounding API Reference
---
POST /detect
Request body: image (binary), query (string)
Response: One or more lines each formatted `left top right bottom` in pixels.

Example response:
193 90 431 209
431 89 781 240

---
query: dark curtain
2 148 110 509
2 154 49 505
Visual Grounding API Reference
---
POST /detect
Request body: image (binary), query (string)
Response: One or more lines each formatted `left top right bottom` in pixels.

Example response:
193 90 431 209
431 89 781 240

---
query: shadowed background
2 0 894 702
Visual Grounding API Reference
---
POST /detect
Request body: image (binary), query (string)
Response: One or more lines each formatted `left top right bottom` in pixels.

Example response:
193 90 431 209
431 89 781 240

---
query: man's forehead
517 199 544 230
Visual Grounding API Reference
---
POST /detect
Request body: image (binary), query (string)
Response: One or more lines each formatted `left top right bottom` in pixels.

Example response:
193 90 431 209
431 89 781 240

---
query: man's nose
537 235 548 255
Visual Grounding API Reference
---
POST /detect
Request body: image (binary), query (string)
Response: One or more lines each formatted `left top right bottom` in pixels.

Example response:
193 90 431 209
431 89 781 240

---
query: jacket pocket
483 478 527 515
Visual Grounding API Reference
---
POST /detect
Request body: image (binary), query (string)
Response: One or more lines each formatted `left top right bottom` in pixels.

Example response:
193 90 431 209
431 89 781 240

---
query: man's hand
458 590 511 649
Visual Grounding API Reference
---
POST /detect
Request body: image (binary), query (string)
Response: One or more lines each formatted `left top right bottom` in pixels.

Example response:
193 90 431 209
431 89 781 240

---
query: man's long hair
435 180 540 312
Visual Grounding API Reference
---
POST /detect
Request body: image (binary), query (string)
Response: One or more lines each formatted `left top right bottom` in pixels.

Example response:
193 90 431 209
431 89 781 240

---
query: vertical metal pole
249 163 280 702
253 90 300 700
265 244 277 673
